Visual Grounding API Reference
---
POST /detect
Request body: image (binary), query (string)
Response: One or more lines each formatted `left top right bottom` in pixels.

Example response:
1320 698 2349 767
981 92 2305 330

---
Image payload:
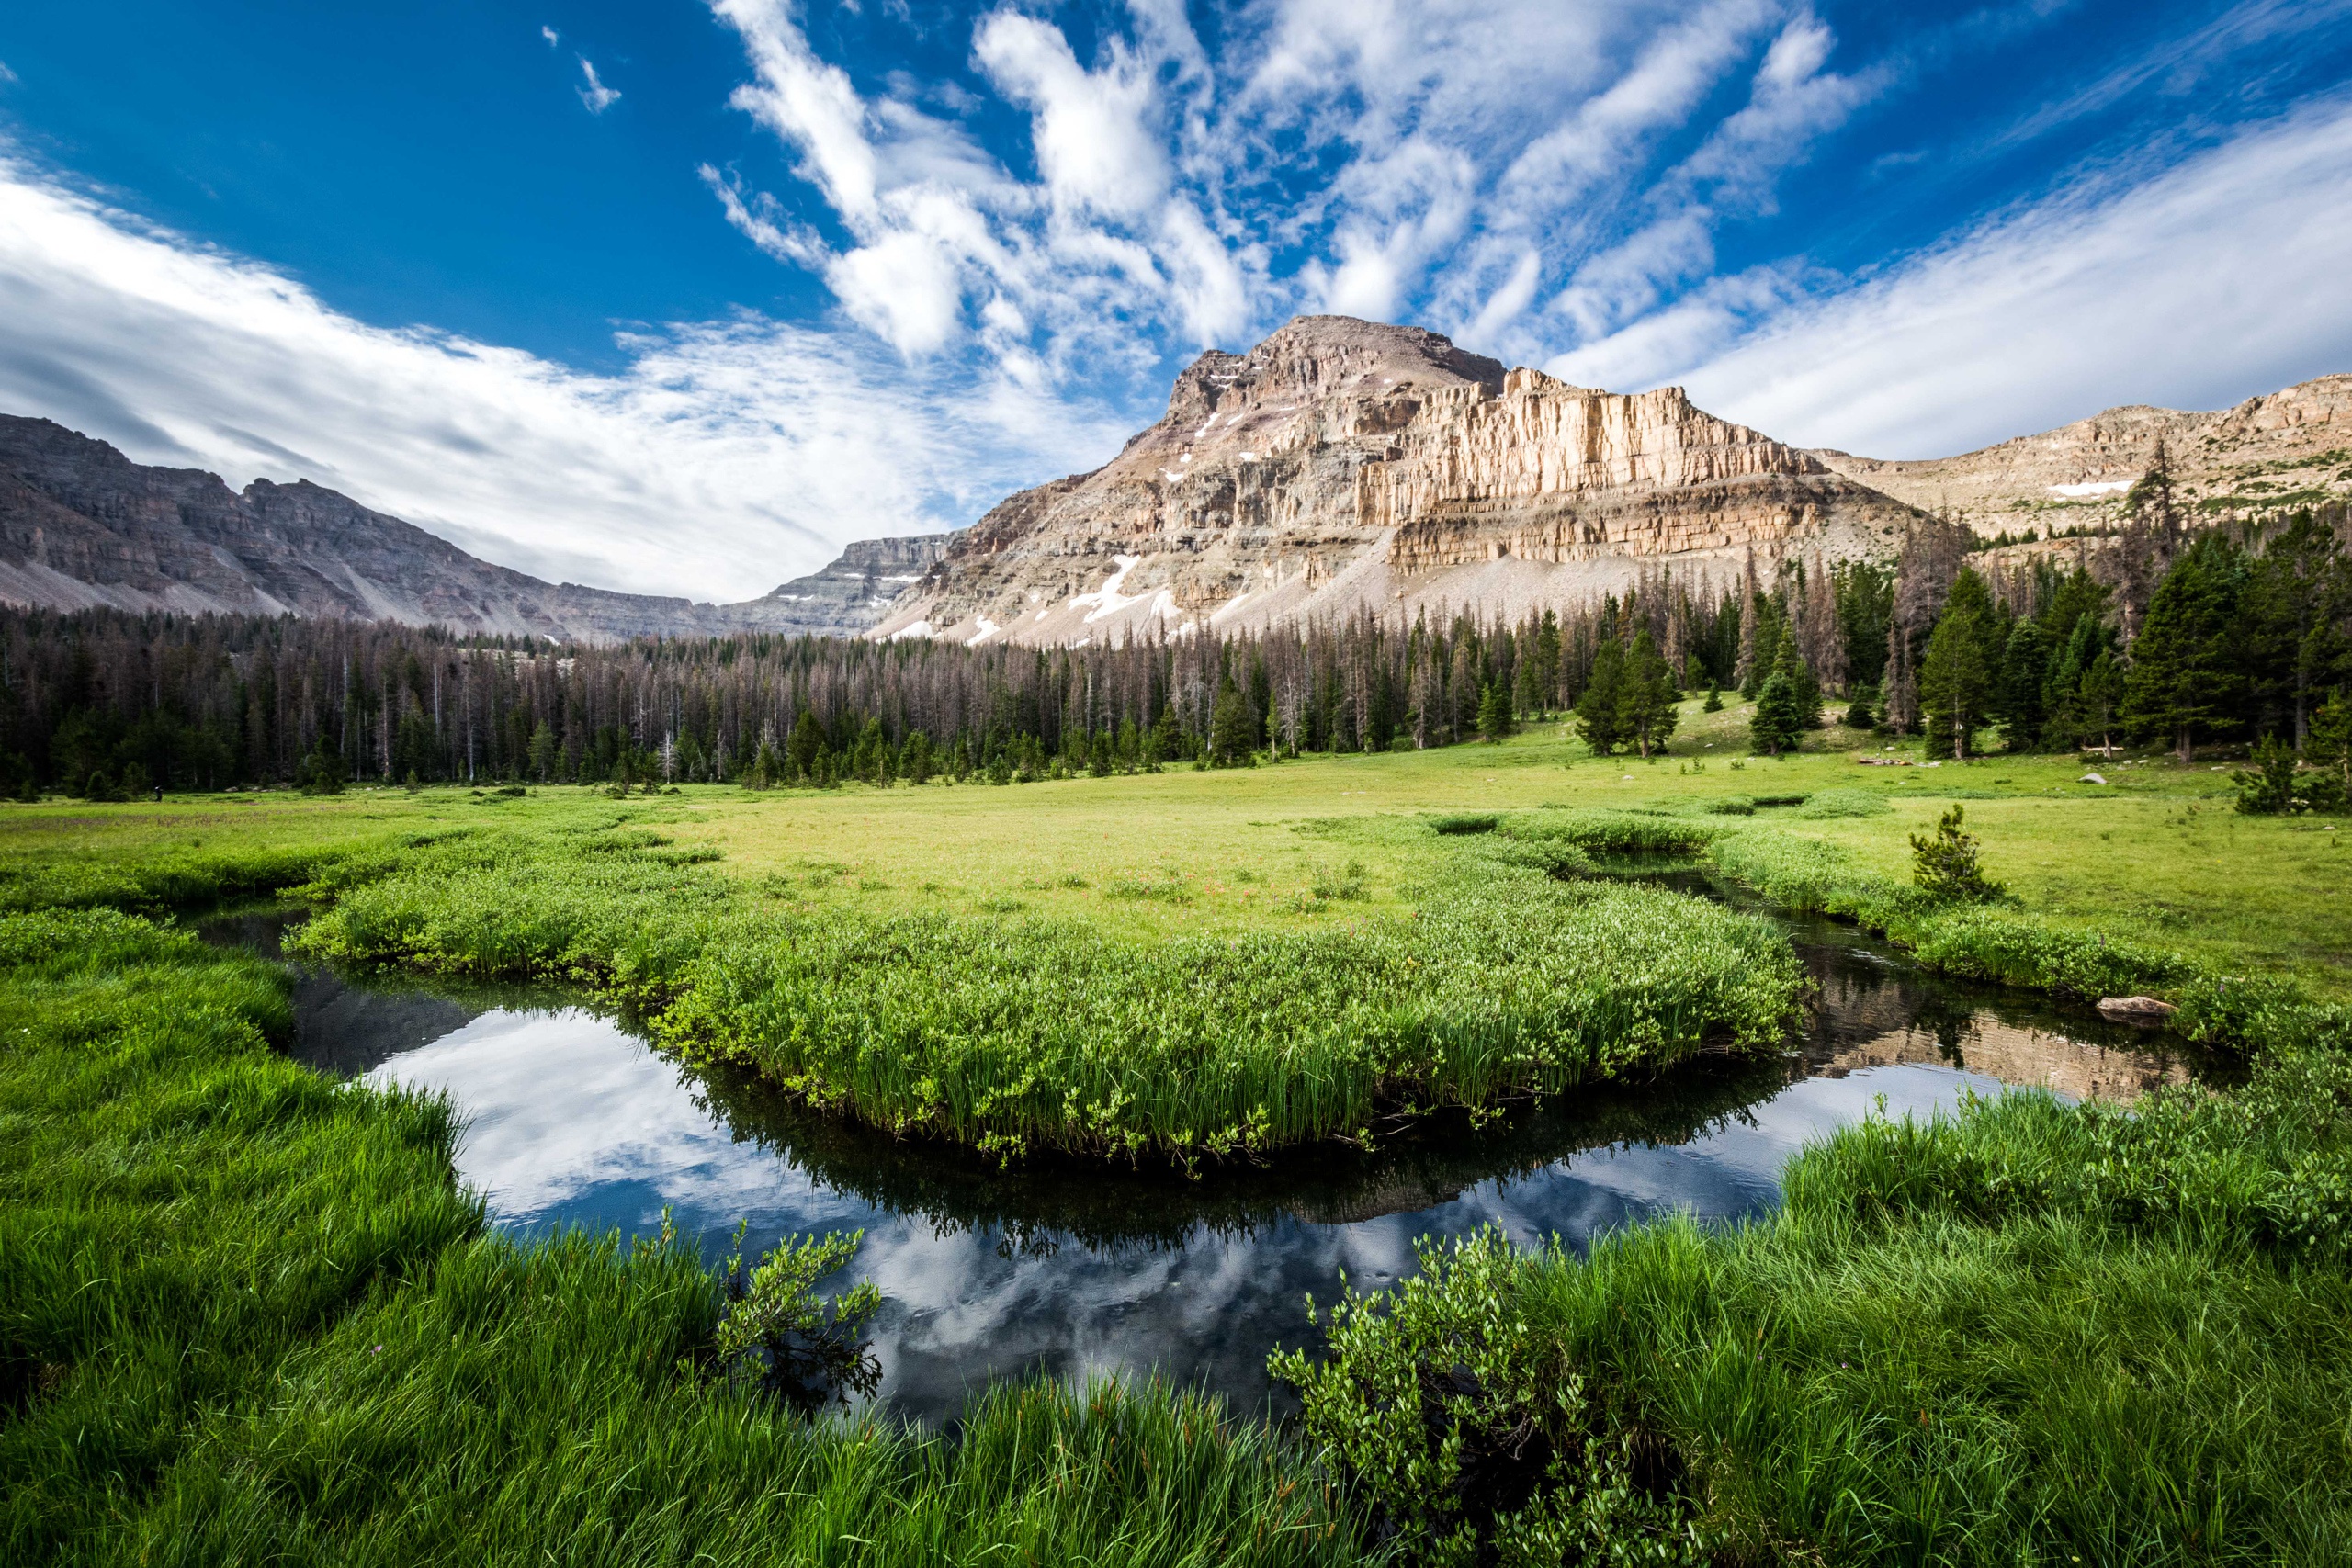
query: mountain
0 413 939 641
1810 375 2352 539
871 315 1920 646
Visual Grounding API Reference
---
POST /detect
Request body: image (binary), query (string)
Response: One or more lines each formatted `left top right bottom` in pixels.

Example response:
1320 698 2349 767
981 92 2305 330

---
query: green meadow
6 691 2350 1563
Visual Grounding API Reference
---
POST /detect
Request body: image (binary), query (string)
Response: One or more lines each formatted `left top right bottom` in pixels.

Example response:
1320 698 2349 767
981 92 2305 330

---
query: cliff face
873 316 1916 646
0 415 923 641
1811 375 2352 539
753 533 952 632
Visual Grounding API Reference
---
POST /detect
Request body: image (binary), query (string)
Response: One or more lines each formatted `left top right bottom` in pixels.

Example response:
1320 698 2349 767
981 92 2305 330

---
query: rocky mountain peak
874 315 1912 648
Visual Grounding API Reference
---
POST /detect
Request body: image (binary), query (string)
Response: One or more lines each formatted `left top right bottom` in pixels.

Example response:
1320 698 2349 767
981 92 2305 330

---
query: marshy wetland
6 713 2349 1564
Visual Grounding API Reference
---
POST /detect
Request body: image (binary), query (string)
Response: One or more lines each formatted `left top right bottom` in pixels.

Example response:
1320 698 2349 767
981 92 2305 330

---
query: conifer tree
1575 638 1627 756
786 709 824 782
2244 510 2350 748
1534 609 1563 709
1749 640 1807 757
2121 535 2247 762
1996 616 2052 751
1207 674 1256 765
1919 569 1998 760
1476 681 1514 742
1616 629 1681 758
526 720 556 783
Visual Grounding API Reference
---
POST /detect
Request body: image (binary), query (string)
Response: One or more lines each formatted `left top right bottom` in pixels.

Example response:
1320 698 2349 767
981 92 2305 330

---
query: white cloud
973 13 1168 220
1555 96 2352 457
540 25 560 48
576 57 621 114
0 156 1126 601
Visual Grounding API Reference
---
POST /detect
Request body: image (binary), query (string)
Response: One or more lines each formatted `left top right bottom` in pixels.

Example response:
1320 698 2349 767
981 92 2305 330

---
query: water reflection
199 899 2209 1423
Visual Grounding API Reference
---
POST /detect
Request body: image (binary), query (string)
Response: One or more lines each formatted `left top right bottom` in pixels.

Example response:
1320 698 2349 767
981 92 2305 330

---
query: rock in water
2096 996 2177 1025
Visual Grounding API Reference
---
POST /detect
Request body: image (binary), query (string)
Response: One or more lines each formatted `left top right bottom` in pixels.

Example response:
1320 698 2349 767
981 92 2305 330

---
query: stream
200 880 2211 1424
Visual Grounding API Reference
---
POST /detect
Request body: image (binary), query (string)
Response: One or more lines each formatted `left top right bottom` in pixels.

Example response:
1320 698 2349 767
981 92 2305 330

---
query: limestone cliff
1811 375 2352 540
873 316 1917 646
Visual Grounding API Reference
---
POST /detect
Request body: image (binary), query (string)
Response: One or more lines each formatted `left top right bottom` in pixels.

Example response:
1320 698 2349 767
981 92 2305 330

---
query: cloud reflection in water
361 1004 2001 1420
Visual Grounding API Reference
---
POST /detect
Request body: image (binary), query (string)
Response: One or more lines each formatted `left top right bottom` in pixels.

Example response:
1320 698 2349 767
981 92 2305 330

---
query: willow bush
289 821 1804 1160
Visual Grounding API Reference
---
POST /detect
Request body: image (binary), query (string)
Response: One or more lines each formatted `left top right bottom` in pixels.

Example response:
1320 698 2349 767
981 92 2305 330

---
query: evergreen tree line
0 497 2340 798
0 558 1864 797
1884 508 2352 795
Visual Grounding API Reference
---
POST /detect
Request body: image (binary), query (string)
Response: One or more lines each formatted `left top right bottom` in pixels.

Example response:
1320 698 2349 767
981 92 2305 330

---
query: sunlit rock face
871 315 1918 647
1810 373 2352 543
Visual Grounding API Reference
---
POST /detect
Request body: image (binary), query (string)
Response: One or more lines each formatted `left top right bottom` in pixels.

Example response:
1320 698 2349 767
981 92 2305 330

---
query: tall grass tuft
1284 1014 2352 1564
0 904 1361 1566
288 825 1804 1160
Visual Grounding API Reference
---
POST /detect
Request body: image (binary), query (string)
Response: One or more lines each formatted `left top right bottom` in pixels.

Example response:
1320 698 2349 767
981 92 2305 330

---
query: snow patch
968 615 1001 645
888 619 935 641
1069 554 1154 626
1238 451 1257 462
2049 480 2133 496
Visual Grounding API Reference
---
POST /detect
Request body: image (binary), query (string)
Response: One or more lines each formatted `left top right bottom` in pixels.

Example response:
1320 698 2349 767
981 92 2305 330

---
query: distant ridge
1809 374 2352 541
0 413 944 642
6 330 2346 648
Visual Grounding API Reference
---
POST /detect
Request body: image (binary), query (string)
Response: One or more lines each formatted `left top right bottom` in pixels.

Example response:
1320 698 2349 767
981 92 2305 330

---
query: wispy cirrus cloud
697 0 1873 382
576 57 621 114
1577 91 2352 457
0 154 1127 600
4 0 2347 615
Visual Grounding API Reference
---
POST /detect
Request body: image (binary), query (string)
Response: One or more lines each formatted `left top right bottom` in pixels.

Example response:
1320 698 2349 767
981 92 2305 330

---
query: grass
6 694 2350 1563
5 693 2342 992
1284 1024 2352 1563
0 905 1357 1566
271 812 1800 1159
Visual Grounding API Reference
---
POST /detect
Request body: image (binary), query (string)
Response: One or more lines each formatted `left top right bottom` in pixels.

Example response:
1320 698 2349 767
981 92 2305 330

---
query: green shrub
1497 809 1724 856
292 826 1802 1160
1284 1023 2352 1564
1274 1229 1709 1566
1910 805 2007 903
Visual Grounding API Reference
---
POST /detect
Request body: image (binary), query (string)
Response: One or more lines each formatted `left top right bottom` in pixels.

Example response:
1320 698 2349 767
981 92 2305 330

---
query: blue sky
2 1 2348 601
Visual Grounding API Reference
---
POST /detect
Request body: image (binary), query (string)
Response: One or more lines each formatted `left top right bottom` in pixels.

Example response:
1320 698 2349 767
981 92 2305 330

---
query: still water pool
204 891 2202 1422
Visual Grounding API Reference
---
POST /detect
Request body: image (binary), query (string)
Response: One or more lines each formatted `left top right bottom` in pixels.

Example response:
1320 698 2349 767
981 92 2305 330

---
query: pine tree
1208 674 1256 765
1476 682 1513 742
1535 609 1562 710
2044 613 2120 753
2121 535 2247 762
1749 640 1808 757
1919 569 1997 760
2244 511 2349 749
1148 705 1182 770
1575 638 1627 756
526 720 556 783
1911 805 2005 902
2307 690 2351 808
786 709 824 781
1995 617 2052 752
1616 629 1680 758
1513 656 1544 720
